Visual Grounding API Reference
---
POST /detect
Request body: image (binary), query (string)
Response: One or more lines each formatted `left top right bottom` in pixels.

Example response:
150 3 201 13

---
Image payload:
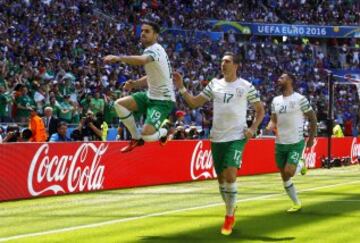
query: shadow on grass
138 194 360 242
140 234 294 242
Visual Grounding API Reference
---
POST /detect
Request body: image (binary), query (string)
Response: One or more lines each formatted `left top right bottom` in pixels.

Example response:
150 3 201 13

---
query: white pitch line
0 180 359 242
254 198 360 202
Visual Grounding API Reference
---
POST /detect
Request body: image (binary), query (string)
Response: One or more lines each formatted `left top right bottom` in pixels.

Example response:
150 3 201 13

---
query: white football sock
224 182 237 216
219 183 226 203
283 179 301 205
142 128 167 142
295 160 304 175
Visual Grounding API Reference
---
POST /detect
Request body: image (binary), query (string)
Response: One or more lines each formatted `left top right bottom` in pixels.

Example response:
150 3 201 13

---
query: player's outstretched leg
115 98 143 153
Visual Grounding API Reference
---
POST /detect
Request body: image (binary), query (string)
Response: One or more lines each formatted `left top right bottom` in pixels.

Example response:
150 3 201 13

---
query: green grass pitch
1 165 360 242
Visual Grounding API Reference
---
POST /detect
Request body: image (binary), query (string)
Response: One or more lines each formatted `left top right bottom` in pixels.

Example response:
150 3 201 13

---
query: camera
82 116 94 126
6 124 21 142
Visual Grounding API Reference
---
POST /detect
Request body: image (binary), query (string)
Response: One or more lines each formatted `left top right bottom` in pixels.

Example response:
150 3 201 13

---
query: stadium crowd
0 0 359 142
96 0 360 29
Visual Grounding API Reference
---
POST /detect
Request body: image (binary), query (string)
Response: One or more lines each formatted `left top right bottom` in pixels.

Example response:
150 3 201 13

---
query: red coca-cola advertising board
0 137 359 201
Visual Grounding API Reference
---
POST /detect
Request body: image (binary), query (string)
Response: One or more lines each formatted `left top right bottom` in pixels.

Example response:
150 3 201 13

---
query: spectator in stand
76 111 107 141
28 108 47 142
0 85 12 122
80 93 93 116
333 120 345 138
33 82 48 114
0 0 358 139
1 124 22 143
344 118 353 136
89 91 105 115
15 86 35 123
42 106 59 140
94 112 109 141
49 122 71 142
174 110 186 128
47 96 60 118
171 110 186 140
21 128 34 142
1 124 32 143
58 95 74 123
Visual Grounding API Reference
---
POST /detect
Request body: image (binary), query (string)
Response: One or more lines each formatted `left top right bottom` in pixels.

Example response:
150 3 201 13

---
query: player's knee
115 98 125 107
115 97 137 111
224 173 237 184
225 177 236 184
285 168 295 178
114 99 128 112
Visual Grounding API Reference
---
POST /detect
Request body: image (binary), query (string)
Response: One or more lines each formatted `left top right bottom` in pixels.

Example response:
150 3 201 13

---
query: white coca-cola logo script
351 138 360 164
28 143 108 196
302 138 318 168
190 141 217 180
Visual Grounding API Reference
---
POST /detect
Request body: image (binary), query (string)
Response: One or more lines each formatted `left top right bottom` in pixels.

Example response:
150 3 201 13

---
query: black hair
14 83 25 91
96 112 104 123
142 20 161 34
283 72 296 85
57 121 68 129
22 128 33 140
223 52 242 64
6 124 19 133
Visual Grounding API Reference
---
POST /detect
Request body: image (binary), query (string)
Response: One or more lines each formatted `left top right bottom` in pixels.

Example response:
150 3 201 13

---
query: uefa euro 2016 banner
0 138 359 202
207 21 360 38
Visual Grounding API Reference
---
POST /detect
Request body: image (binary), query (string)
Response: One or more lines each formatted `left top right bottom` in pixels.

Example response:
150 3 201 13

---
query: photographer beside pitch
76 111 108 141
1 124 33 143
173 52 265 235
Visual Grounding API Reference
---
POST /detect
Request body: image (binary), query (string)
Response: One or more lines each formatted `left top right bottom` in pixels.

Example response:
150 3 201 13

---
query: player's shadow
139 194 360 242
140 234 294 242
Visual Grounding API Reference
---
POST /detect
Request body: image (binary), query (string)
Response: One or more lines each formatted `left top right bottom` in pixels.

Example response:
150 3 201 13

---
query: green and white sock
224 182 237 216
115 103 141 140
219 183 226 202
283 179 301 205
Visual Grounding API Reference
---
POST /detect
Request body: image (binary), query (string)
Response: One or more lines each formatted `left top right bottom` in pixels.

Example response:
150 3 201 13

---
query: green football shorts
132 92 175 130
211 139 247 176
275 140 305 169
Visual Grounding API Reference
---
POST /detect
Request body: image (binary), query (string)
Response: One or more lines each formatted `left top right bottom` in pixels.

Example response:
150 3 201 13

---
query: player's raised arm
123 76 148 92
103 55 153 66
173 72 208 109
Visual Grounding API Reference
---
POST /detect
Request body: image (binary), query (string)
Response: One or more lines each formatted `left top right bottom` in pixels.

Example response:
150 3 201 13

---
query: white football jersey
142 43 175 102
201 77 260 142
271 92 312 144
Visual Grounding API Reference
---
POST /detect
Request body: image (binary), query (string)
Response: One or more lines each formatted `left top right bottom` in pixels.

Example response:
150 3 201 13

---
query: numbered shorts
211 139 247 176
132 92 175 130
275 140 305 169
